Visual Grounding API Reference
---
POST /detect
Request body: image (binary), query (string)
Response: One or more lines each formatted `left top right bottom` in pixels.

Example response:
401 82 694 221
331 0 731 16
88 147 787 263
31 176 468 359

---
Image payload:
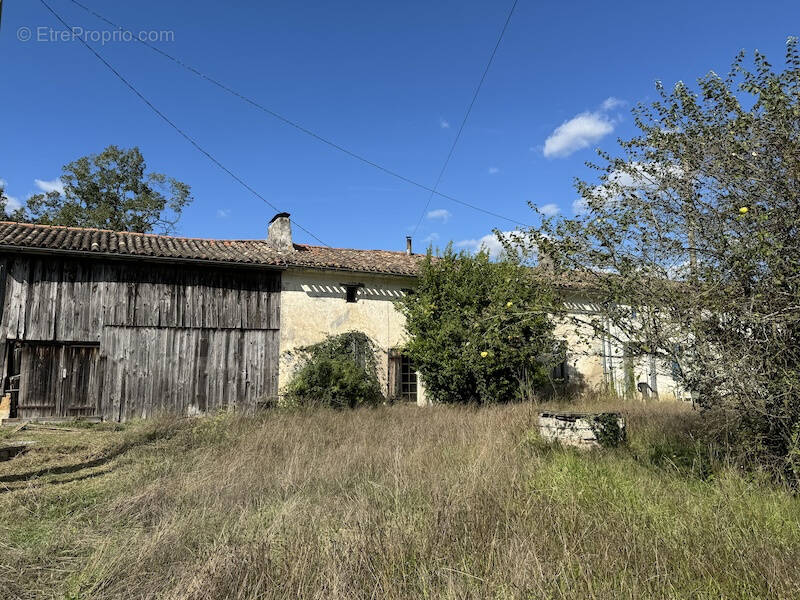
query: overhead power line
411 0 520 237
39 0 329 246
60 0 531 229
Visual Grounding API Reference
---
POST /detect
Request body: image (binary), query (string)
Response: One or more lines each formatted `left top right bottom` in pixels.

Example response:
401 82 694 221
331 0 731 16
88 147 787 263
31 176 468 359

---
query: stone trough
538 412 626 449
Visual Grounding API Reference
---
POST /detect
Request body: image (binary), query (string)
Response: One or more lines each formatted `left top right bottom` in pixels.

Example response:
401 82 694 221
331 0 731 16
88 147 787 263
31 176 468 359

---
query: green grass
1 403 799 599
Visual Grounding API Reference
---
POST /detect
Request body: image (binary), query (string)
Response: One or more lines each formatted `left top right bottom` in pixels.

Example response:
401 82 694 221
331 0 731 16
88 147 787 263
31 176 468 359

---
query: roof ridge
0 222 420 255
0 220 272 244
0 221 423 276
300 243 418 256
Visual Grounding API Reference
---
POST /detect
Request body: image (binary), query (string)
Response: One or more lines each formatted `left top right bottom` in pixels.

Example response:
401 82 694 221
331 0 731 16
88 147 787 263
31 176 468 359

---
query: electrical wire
39 0 330 246
60 0 531 229
411 0 520 236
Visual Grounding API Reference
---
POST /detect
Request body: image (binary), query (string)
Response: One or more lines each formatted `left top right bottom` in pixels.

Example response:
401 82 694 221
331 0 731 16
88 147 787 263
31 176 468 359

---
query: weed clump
590 413 627 448
284 331 383 408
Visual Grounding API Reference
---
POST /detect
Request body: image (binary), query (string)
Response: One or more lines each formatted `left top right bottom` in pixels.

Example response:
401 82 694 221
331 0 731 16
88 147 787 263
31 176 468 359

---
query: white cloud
666 259 690 281
573 161 683 215
0 179 22 211
595 161 682 203
34 178 65 195
422 232 439 244
4 194 21 212
601 97 625 111
539 203 561 217
572 197 588 215
439 118 450 129
543 97 626 159
455 230 518 259
574 166 639 213
217 209 231 218
488 166 499 175
426 208 451 223
543 112 614 158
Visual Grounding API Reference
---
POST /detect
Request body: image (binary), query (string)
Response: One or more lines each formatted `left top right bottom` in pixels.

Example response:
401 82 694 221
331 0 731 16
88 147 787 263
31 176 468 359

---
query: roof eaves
0 245 288 271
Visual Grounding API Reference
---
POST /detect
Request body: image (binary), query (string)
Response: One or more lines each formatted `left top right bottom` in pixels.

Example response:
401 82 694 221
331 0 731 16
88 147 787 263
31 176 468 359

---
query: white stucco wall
279 268 426 403
558 295 688 401
279 269 687 404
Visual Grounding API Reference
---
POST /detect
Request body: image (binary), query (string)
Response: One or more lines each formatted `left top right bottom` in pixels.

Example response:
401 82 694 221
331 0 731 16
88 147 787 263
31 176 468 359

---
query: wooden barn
0 215 426 421
0 222 285 421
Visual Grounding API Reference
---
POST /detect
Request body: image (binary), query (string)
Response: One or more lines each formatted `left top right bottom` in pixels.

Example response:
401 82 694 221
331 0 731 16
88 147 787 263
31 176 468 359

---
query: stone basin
538 412 626 448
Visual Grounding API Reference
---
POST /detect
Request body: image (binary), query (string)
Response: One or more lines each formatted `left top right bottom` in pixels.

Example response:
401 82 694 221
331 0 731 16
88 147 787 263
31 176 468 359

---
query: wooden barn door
17 345 61 418
60 346 100 417
16 344 100 419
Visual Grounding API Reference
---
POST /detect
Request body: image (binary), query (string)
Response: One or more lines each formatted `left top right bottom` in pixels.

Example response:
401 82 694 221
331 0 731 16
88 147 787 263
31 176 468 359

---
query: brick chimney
267 212 293 252
538 246 554 273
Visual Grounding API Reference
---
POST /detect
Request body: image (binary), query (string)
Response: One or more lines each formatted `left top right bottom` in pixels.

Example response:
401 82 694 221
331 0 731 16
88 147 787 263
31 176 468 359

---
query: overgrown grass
1 402 799 599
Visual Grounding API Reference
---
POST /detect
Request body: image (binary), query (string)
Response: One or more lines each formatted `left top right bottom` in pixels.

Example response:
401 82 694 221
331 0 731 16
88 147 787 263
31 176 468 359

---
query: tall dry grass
1 402 799 599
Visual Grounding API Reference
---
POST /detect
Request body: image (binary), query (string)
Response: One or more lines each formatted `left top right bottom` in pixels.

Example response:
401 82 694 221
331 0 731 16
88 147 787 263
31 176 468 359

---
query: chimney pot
267 212 293 252
406 236 412 255
538 248 554 273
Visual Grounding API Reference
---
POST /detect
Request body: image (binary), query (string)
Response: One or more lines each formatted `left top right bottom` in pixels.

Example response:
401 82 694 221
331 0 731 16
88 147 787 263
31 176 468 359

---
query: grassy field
1 402 799 599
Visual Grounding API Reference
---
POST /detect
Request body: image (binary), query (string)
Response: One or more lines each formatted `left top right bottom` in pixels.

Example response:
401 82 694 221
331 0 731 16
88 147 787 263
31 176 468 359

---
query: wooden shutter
16 344 100 419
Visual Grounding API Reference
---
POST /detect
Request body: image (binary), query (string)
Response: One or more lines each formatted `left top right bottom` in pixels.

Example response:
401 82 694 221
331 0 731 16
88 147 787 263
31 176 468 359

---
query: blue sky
1 0 798 252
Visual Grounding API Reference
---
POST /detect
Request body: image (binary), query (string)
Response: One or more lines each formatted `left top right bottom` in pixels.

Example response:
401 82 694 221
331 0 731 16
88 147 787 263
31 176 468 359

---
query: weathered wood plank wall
1 256 279 340
100 327 278 421
0 254 281 420
16 344 100 419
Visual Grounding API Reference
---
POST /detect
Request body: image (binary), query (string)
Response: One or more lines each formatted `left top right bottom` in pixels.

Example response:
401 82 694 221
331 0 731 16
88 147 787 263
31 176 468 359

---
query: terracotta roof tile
0 221 423 276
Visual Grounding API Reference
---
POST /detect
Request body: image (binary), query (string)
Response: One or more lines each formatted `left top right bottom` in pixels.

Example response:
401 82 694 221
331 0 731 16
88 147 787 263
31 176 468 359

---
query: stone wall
279 268 427 404
538 412 626 448
557 294 689 401
278 271 689 406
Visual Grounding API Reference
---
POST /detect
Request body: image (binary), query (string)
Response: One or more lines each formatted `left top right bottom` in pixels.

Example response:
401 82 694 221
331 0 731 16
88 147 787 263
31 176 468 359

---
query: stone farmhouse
0 213 684 421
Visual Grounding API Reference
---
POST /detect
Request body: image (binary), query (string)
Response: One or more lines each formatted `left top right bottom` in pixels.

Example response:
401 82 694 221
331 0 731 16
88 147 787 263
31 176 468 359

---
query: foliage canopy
398 245 560 404
0 187 26 222
26 145 192 234
527 40 800 475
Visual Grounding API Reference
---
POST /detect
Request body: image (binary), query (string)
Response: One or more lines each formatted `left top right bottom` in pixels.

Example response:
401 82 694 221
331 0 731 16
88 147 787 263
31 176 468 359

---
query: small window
551 360 569 381
670 344 683 380
345 285 359 303
389 350 418 402
399 355 418 401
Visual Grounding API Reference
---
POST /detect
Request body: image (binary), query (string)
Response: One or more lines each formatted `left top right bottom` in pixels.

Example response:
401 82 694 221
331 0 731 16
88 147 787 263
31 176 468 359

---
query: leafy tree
398 245 560 404
285 331 383 408
0 187 27 222
27 145 192 234
526 40 800 474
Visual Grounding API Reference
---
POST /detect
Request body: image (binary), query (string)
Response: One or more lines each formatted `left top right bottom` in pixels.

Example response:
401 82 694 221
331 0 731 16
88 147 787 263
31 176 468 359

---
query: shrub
285 332 383 408
590 413 627 448
397 245 560 404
